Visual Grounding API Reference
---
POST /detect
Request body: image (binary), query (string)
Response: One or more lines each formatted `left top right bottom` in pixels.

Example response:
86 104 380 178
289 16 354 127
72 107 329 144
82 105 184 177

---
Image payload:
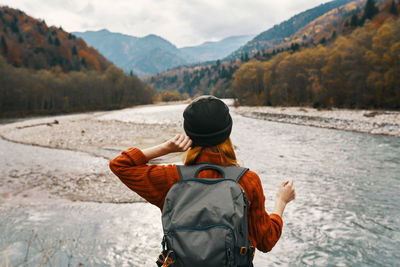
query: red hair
184 137 239 166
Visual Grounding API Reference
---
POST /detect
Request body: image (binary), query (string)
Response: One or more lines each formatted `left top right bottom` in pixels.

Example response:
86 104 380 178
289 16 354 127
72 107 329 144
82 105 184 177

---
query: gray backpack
156 163 254 267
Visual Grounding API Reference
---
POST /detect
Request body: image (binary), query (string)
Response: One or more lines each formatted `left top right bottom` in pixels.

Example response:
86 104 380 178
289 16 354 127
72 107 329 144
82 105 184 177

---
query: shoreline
0 109 183 205
1 103 399 205
234 106 400 138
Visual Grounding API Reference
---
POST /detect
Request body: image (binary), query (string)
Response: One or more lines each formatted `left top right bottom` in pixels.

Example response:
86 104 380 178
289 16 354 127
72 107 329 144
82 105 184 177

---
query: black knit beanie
183 95 232 147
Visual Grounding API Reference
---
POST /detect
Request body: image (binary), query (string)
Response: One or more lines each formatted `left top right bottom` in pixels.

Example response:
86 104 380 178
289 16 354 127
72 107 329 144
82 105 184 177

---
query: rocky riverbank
234 106 400 138
0 108 183 204
1 103 399 205
2 102 399 267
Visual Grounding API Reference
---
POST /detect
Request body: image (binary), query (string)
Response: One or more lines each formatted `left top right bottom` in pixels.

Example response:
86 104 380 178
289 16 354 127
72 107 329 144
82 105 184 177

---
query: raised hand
164 134 193 153
277 180 296 204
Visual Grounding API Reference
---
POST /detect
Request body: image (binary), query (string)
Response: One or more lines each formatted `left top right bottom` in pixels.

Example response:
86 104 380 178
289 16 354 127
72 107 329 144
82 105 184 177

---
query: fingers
278 179 296 203
172 134 180 142
182 138 193 151
282 180 293 187
178 135 189 150
288 180 295 201
172 134 192 152
176 134 185 145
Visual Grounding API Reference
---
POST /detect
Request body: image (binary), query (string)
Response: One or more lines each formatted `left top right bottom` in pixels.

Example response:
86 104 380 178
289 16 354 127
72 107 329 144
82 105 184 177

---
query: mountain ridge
180 34 255 63
73 29 188 77
147 0 380 97
226 0 355 60
73 29 254 77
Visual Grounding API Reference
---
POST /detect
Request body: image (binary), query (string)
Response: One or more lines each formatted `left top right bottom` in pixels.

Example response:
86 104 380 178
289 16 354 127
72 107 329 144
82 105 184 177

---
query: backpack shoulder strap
177 163 248 183
223 165 249 183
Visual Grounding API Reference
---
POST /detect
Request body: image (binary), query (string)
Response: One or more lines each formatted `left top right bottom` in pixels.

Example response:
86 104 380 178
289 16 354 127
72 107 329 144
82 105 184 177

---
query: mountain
0 7 152 118
284 0 366 46
149 0 400 110
73 30 254 77
180 35 255 63
72 29 138 69
147 0 378 97
73 29 188 77
227 0 355 59
230 2 400 109
0 6 111 72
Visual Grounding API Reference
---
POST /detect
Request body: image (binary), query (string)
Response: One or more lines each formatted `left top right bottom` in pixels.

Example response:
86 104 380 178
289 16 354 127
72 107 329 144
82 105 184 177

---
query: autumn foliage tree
155 90 189 102
0 7 154 118
232 17 400 109
0 56 154 117
0 7 111 72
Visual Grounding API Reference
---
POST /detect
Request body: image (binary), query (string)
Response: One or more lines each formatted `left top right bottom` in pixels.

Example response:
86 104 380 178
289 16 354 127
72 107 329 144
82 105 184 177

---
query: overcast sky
1 0 329 47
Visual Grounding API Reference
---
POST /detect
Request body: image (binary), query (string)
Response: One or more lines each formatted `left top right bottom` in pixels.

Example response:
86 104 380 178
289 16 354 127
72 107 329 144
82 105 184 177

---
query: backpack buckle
156 253 165 266
156 250 175 267
240 247 248 256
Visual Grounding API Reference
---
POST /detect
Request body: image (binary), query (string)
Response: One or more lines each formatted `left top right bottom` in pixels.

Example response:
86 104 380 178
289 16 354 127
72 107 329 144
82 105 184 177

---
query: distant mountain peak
143 33 161 39
74 29 252 76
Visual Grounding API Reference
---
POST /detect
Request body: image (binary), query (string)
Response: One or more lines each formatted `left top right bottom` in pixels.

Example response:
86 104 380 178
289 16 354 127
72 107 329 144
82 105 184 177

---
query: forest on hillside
0 7 154 118
232 16 400 109
149 0 400 110
229 0 355 59
0 56 153 117
0 7 111 72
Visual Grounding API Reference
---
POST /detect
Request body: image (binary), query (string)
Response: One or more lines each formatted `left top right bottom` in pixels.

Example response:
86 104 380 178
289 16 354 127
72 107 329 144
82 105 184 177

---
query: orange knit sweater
109 147 283 253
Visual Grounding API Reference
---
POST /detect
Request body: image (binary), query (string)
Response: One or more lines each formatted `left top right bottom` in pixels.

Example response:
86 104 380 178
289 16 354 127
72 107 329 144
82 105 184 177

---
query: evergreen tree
364 0 379 21
390 0 398 15
10 21 19 33
1 35 7 54
48 35 53 44
81 57 86 67
290 43 300 51
72 45 77 55
18 34 24 43
54 37 60 46
350 14 360 27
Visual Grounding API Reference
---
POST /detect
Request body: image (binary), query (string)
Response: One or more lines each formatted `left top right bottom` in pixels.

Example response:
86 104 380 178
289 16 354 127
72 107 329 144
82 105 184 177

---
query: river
1 103 399 266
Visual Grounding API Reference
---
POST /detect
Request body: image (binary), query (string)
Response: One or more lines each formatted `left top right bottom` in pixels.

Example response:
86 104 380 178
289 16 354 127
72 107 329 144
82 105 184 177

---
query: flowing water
1 103 399 266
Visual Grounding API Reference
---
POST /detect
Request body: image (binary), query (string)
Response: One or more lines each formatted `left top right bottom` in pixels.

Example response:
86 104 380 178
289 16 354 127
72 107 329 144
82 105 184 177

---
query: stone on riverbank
234 106 400 138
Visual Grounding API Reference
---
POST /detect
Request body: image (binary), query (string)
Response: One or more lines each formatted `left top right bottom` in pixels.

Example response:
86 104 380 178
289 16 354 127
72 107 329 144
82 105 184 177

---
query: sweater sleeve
109 147 180 209
239 171 283 252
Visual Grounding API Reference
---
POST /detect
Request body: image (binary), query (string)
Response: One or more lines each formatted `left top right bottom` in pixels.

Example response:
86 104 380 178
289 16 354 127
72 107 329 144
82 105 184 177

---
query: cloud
0 0 329 47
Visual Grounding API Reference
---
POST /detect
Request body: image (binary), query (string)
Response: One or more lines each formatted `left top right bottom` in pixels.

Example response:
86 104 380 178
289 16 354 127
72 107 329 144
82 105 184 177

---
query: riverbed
1 103 399 266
